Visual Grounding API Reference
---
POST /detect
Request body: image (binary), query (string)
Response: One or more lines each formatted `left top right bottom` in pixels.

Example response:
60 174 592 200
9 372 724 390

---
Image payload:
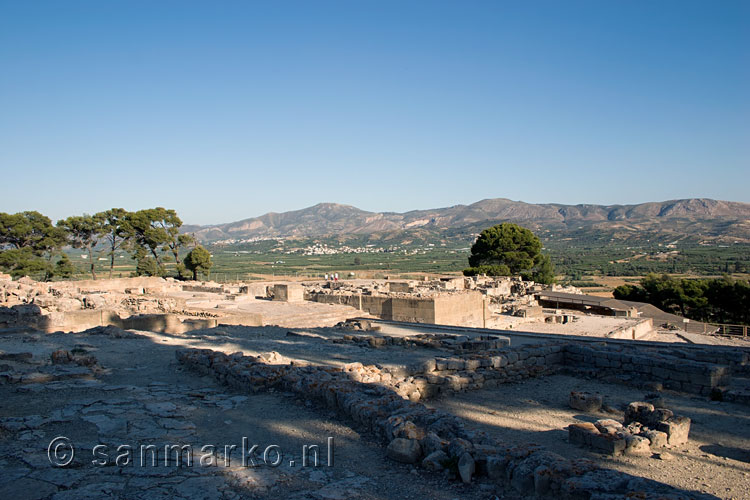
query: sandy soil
427 374 750 500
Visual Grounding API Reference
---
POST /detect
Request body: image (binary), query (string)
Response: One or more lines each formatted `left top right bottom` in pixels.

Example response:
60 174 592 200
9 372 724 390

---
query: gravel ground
426 374 750 500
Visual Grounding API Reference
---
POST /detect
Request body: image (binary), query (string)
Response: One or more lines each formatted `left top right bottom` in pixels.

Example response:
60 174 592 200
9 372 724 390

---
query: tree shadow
699 443 750 463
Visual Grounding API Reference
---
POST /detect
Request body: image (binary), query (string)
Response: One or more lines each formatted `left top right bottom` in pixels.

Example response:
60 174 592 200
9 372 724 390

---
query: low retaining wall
0 306 263 334
606 318 654 340
177 348 716 499
563 343 734 396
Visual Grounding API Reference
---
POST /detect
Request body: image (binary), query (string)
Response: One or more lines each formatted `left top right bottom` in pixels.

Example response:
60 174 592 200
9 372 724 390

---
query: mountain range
183 198 750 246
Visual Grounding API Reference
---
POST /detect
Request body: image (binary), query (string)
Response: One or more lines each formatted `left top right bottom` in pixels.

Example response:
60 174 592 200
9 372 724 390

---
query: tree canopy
184 246 213 280
58 214 104 279
0 207 194 280
464 223 555 283
614 273 750 325
0 212 67 278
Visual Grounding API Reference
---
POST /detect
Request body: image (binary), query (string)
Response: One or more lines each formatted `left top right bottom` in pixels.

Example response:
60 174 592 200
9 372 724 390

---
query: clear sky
1 0 748 225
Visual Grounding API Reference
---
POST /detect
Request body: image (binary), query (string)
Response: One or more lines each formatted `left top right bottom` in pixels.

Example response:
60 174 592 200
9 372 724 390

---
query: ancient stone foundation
569 402 691 457
177 347 716 499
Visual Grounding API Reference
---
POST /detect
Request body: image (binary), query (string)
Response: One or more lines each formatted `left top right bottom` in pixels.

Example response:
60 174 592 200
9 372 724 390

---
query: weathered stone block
386 438 422 464
590 433 627 455
642 429 668 448
420 432 448 455
569 391 603 412
458 452 475 484
623 402 655 425
568 422 600 447
623 435 651 456
594 418 623 435
656 416 691 446
486 454 508 480
422 450 448 471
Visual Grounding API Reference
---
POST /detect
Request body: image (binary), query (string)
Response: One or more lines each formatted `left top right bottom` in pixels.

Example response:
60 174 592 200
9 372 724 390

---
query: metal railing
682 320 748 337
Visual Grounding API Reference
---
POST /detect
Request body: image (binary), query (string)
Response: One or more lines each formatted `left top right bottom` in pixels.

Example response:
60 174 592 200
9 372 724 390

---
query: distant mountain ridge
183 198 750 245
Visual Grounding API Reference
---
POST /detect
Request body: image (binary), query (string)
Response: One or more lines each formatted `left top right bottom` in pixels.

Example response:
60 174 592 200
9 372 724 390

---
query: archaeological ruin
1 272 749 499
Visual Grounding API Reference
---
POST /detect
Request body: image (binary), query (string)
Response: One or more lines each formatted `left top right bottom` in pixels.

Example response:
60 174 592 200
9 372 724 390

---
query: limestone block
568 422 600 447
386 438 422 464
642 429 668 448
594 419 623 435
486 455 508 480
447 438 473 459
623 402 655 425
590 433 627 455
420 432 447 456
623 435 651 456
569 391 603 412
422 450 448 471
458 452 475 484
656 416 691 446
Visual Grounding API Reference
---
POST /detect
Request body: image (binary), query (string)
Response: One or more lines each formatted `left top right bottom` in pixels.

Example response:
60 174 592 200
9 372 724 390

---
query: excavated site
1 273 750 499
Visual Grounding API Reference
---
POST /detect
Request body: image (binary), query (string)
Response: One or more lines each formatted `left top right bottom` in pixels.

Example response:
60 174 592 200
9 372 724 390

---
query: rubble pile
0 275 183 328
332 329 510 353
569 401 691 457
0 348 99 386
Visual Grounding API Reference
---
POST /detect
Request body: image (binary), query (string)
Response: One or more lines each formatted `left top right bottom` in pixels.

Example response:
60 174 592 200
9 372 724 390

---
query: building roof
535 291 635 312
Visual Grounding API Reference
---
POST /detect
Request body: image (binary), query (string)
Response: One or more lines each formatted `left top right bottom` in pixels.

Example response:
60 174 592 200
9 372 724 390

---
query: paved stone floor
0 327 508 499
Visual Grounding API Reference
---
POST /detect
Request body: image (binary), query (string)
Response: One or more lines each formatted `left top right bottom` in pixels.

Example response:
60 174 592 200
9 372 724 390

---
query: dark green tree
464 223 554 282
462 264 511 277
0 248 50 278
134 250 163 277
529 254 556 285
54 254 77 278
0 211 66 279
184 246 212 280
99 208 132 278
613 284 649 302
58 214 104 279
125 208 184 275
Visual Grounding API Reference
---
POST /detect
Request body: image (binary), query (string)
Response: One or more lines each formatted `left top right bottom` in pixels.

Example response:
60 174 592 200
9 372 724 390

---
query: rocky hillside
183 198 750 245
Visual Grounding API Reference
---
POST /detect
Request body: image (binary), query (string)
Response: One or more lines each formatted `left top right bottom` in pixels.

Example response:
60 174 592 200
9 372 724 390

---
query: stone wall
605 318 654 340
563 343 734 396
307 291 486 327
433 292 486 327
0 306 263 334
273 283 305 303
325 329 750 401
177 348 716 499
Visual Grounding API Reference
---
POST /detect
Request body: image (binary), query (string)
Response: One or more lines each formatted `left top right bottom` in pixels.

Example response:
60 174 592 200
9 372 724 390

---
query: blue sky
1 0 748 225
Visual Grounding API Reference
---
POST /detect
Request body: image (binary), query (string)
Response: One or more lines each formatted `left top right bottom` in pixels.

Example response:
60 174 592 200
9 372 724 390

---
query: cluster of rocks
333 328 510 353
50 348 98 368
292 333 748 404
0 349 97 386
309 275 549 302
0 276 183 332
77 324 145 339
351 343 563 402
176 347 714 499
334 318 381 332
569 401 691 457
